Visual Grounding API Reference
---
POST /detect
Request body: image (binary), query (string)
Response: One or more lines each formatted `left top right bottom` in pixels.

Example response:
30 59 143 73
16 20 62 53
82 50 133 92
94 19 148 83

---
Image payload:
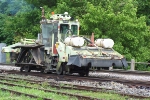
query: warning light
51 12 54 15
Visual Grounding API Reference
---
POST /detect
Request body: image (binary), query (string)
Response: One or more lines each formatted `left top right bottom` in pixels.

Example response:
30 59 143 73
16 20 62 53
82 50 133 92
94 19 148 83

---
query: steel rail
94 70 150 76
2 70 150 87
0 74 149 99
0 81 101 100
0 88 51 100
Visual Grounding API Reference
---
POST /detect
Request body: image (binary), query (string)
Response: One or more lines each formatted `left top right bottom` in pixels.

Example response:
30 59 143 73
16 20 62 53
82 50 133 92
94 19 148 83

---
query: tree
136 0 150 25
0 0 150 62
81 0 150 61
0 0 41 44
9 8 41 42
55 0 88 18
0 13 14 44
25 0 57 8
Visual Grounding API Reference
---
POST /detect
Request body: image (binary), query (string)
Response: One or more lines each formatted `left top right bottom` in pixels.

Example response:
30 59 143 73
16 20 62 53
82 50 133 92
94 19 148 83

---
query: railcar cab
40 12 80 55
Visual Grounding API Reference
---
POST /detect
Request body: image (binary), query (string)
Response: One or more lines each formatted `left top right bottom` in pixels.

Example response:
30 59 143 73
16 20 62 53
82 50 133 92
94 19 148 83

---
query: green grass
0 79 149 100
0 84 77 100
0 89 36 100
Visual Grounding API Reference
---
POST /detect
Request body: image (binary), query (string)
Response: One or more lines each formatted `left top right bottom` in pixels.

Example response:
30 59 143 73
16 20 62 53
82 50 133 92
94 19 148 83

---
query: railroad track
0 71 149 99
1 64 150 99
1 63 150 76
0 63 15 65
4 70 150 88
0 75 103 100
1 88 52 100
96 69 150 76
0 75 104 92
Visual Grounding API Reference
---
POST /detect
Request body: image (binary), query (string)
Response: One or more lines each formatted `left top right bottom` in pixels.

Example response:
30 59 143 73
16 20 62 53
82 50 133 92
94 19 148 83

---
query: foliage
0 14 14 44
0 0 41 44
0 0 150 63
81 0 150 61
12 8 41 42
136 0 150 25
55 0 87 20
25 0 57 8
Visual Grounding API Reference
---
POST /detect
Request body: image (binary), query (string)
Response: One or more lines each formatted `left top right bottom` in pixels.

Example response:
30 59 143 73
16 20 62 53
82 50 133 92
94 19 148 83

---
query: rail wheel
41 69 52 74
56 66 63 75
56 62 66 75
20 65 31 72
79 71 89 77
79 72 85 77
20 66 24 72
20 50 32 72
79 66 89 77
24 65 31 72
56 62 63 75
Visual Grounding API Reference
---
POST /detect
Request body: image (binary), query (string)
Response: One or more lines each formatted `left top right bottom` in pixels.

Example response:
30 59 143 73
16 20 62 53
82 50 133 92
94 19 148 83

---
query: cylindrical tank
95 39 114 48
64 37 84 47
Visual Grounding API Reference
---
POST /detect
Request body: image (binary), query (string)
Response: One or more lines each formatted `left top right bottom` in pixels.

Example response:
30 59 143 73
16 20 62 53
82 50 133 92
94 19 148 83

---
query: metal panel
0 43 6 63
31 48 43 64
67 55 127 68
67 55 82 67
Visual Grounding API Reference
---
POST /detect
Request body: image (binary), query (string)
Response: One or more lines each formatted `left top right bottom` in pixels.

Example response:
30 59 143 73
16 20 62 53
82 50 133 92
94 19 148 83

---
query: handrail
127 59 150 71
127 61 150 65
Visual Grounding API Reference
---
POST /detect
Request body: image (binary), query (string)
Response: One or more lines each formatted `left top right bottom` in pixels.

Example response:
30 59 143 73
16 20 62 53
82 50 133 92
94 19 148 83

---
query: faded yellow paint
55 42 59 48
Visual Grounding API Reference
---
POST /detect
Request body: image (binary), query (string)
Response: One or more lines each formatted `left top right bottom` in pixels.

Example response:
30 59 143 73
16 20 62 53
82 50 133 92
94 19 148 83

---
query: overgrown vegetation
0 77 146 100
0 89 36 100
0 0 150 67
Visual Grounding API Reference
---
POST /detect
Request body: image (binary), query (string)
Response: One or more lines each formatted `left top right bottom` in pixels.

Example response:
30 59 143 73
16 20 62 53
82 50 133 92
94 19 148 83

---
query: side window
42 24 53 47
71 25 78 35
60 24 69 34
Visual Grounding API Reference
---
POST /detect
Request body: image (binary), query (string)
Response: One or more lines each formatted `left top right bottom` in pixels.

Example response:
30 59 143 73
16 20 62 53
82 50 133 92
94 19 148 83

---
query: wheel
86 68 89 76
24 65 31 72
41 69 52 74
85 71 89 76
56 63 63 75
56 62 66 75
20 50 32 72
79 66 89 77
20 65 31 72
20 66 24 72
79 72 85 77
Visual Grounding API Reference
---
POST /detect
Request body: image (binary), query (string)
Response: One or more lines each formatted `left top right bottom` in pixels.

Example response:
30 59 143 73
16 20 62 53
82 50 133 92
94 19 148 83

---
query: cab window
60 24 69 40
71 25 78 35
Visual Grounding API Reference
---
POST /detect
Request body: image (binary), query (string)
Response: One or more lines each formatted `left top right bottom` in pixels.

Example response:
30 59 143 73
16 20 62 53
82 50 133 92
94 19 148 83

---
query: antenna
40 7 45 19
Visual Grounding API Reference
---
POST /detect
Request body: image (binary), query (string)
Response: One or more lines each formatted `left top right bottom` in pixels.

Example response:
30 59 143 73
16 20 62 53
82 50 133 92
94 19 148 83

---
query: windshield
60 24 78 40
60 24 69 40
